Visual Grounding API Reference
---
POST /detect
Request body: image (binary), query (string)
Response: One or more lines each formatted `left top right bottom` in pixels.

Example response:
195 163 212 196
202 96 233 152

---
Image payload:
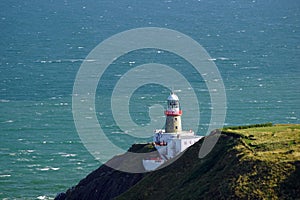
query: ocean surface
1 0 299 199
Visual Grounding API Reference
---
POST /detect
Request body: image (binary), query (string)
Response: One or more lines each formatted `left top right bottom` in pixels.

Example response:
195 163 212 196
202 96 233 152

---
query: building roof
167 93 179 101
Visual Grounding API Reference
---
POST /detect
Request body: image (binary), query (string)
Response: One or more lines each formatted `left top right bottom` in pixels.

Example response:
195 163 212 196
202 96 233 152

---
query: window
175 126 178 129
175 118 177 121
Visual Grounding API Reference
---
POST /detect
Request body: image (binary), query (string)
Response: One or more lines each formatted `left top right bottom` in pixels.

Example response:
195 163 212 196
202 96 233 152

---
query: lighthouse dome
167 93 179 101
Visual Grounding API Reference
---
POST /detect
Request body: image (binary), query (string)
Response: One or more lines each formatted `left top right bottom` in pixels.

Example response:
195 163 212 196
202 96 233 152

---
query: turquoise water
1 0 299 199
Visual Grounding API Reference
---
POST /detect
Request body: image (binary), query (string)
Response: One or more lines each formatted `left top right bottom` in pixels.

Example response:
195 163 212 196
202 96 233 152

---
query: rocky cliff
55 143 158 200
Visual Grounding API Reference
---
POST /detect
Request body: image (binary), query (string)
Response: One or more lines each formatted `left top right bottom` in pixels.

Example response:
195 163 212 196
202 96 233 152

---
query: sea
0 0 299 199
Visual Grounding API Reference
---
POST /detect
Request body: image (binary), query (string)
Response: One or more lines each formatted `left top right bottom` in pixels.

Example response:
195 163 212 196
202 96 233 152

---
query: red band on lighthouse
164 110 182 116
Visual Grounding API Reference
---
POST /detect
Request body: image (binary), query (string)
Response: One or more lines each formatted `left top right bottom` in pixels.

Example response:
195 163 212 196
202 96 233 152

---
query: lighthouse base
143 129 203 171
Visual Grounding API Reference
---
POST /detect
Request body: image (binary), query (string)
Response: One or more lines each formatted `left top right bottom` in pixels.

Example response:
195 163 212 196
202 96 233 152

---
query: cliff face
63 164 143 200
57 124 300 200
56 143 158 200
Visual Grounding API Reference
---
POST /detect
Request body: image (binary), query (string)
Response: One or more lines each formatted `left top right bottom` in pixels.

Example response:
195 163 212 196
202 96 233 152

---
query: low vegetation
222 122 273 130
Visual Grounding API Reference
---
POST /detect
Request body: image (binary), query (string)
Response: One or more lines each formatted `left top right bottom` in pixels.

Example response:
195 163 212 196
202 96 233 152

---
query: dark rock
54 192 66 200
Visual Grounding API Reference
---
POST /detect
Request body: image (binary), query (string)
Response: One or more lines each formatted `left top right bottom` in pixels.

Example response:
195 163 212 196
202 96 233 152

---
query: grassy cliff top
117 124 300 200
222 124 300 162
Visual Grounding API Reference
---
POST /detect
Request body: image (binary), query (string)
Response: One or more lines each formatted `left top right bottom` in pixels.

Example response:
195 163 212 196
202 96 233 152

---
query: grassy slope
116 124 300 200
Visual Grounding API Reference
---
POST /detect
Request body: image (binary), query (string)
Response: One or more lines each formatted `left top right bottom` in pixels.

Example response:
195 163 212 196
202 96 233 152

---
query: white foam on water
240 66 260 70
38 167 50 171
27 164 41 168
36 195 52 200
3 120 14 123
0 99 10 103
16 158 32 162
218 57 230 60
42 141 54 144
61 153 77 157
85 59 96 62
0 174 11 178
111 131 123 134
286 116 297 120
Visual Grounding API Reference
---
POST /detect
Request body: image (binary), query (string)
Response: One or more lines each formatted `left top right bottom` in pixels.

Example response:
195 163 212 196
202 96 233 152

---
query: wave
2 120 14 123
240 66 260 70
208 57 230 61
36 195 52 200
0 99 10 103
60 153 77 157
0 174 11 178
286 116 297 120
36 59 96 64
36 167 60 171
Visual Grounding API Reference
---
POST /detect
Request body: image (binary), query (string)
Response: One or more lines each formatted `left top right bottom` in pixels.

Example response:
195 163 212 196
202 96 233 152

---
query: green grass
222 122 273 130
222 124 300 162
221 124 300 199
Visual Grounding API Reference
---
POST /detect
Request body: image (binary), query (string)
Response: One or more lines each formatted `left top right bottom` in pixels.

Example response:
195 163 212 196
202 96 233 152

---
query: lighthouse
165 93 182 133
142 92 203 171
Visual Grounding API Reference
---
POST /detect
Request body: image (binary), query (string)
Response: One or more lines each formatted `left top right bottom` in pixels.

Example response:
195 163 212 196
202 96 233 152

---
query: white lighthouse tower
165 92 182 133
143 92 203 171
